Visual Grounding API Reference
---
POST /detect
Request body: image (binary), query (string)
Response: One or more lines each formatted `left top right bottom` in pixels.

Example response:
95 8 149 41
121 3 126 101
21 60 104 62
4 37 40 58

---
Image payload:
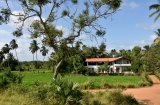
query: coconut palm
149 0 160 22
10 39 19 65
1 44 10 66
29 40 39 71
40 45 49 66
153 29 160 44
0 51 5 65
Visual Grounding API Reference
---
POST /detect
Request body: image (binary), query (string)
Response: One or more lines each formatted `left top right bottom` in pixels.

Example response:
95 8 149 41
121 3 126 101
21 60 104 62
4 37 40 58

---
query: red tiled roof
86 58 119 62
85 57 131 62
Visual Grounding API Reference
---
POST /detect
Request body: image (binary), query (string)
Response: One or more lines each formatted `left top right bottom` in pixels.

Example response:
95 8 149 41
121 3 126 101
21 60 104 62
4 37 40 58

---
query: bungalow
85 57 132 73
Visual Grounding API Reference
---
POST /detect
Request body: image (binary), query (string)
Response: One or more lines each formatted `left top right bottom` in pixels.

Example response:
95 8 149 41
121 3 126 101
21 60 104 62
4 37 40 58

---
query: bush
140 71 152 86
155 70 160 79
101 78 110 89
107 90 139 105
0 68 24 88
80 79 95 89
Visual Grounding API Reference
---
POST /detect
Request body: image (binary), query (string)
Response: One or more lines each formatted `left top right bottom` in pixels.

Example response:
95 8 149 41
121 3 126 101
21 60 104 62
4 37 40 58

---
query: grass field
22 72 141 88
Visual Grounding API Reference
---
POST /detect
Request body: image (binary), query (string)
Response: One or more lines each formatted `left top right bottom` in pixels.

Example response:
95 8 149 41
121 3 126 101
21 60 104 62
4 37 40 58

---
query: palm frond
149 10 160 17
154 13 160 22
149 4 160 10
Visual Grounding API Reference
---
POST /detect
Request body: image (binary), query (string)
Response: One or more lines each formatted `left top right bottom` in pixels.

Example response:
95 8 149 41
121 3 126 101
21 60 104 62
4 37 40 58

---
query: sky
0 0 160 61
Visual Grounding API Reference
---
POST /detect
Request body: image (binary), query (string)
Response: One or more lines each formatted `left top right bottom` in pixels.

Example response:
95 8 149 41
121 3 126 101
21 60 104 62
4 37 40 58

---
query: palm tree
40 45 49 66
0 51 5 65
143 45 150 51
29 40 39 71
10 39 19 65
149 0 160 22
111 49 117 57
153 29 160 44
1 44 10 67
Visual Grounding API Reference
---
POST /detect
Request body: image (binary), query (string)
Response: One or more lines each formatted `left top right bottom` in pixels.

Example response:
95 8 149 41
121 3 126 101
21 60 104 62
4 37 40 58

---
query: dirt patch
123 75 160 105
83 75 160 105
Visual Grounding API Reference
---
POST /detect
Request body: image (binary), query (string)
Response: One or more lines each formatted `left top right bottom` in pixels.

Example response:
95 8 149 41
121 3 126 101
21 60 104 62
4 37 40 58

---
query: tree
0 0 122 79
131 46 143 73
143 44 160 73
29 40 40 71
110 49 117 57
153 29 160 45
0 51 5 65
149 0 160 22
1 44 10 67
10 39 19 65
98 42 107 58
40 45 49 66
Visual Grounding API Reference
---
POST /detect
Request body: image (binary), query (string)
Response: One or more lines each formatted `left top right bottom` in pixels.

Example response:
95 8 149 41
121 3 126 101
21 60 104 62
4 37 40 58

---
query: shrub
155 70 160 79
140 71 152 86
49 77 85 105
101 78 110 89
0 68 24 88
107 90 139 105
80 79 95 89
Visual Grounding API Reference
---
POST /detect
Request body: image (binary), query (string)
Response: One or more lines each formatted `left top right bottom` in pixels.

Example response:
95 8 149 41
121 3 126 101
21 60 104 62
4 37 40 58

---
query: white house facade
85 57 131 73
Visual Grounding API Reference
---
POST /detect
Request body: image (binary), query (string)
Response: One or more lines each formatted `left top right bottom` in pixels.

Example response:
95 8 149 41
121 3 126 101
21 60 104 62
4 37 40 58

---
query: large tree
149 0 160 22
0 0 122 79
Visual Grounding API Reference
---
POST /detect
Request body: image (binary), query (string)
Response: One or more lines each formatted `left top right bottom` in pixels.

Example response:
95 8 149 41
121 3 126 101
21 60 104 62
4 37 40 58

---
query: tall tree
29 40 39 71
40 45 49 66
1 44 10 67
0 0 122 79
0 51 5 65
131 46 143 73
10 39 19 65
149 0 160 22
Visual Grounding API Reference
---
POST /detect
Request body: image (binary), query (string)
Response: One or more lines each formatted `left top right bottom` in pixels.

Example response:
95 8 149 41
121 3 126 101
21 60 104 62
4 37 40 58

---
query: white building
85 57 132 73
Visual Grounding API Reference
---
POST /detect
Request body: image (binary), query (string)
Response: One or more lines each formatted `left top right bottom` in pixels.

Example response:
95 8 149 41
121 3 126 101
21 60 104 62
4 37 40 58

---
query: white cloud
129 2 139 9
149 35 157 41
136 23 160 31
0 30 10 36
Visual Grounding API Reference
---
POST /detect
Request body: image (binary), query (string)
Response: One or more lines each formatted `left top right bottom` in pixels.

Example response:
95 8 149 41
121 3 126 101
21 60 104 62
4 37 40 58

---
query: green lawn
22 72 141 87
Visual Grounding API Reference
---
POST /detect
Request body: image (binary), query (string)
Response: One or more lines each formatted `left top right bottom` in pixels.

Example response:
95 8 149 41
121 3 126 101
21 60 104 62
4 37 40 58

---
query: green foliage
73 55 84 74
62 10 69 16
50 77 85 105
71 0 78 4
131 46 143 73
80 79 95 89
0 68 24 87
155 70 160 80
0 8 11 25
12 28 23 37
142 44 160 73
98 62 108 72
139 71 152 86
107 90 139 105
96 30 106 37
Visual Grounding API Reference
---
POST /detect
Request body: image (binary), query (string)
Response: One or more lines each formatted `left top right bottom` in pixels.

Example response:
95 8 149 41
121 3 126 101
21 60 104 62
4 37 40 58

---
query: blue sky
0 0 160 61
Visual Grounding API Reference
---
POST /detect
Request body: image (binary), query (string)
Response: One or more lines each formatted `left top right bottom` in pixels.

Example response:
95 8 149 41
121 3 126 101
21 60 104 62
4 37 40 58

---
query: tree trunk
15 49 19 66
43 56 45 68
36 51 39 73
53 57 64 80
